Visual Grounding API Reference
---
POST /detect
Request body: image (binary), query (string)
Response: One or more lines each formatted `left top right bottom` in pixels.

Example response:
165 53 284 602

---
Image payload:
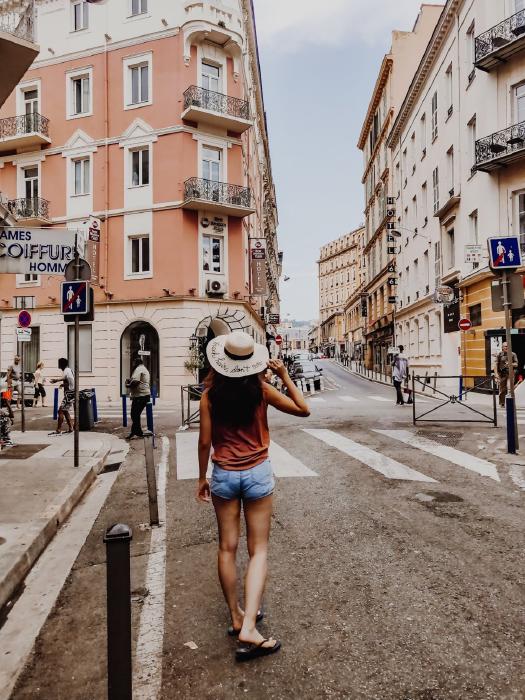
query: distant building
318 226 364 357
277 324 310 353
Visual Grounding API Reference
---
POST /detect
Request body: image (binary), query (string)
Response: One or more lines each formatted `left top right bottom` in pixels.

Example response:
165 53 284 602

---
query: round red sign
18 310 32 328
458 318 472 331
275 335 283 346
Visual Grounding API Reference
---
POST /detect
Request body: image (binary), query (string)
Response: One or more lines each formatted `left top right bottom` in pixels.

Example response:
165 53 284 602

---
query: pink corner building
0 0 281 400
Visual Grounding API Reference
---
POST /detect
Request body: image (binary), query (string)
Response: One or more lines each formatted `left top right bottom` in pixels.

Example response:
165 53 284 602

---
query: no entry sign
458 318 472 331
275 335 283 346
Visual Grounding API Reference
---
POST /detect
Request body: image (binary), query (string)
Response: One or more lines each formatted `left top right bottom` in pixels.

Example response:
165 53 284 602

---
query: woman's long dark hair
206 369 263 428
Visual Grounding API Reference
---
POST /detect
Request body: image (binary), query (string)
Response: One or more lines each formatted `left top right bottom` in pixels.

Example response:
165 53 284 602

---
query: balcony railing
183 85 250 121
0 1 35 43
184 177 252 209
0 113 49 140
7 196 49 221
474 120 525 172
475 9 525 69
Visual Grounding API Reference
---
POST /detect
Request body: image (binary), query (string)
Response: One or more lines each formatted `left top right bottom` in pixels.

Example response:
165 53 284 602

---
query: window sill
128 183 151 190
125 272 153 280
125 13 151 21
71 192 90 198
124 101 152 111
70 28 89 34
67 112 93 121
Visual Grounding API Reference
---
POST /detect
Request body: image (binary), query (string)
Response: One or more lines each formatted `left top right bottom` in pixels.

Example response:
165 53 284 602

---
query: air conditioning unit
206 278 227 296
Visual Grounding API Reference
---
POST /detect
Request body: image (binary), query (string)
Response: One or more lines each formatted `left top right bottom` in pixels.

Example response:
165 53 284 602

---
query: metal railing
412 374 497 426
475 9 525 63
183 85 250 121
0 113 49 140
184 177 252 209
474 119 525 168
0 1 35 43
7 196 49 220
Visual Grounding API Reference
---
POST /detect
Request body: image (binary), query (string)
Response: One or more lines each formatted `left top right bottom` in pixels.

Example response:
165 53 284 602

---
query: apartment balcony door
24 167 39 200
201 62 221 93
202 146 222 201
23 89 38 133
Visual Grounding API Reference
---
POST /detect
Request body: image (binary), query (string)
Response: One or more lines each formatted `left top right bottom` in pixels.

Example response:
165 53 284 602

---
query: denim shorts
210 459 275 501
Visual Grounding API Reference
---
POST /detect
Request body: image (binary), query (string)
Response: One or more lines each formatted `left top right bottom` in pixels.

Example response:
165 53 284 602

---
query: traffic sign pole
73 235 80 468
502 270 519 453
20 339 25 433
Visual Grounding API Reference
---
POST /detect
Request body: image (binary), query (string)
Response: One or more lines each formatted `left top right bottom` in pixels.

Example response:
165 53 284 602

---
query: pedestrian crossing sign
61 280 90 315
488 236 522 270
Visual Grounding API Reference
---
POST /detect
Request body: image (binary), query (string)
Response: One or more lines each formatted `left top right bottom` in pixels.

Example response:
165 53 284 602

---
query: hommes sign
0 228 81 275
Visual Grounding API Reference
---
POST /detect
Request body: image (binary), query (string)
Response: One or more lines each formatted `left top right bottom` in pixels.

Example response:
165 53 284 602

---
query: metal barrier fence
180 384 204 430
412 374 498 426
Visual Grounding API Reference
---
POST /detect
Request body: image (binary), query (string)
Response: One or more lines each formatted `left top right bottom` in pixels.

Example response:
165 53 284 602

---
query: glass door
202 62 220 93
23 89 38 133
23 167 39 217
202 146 221 200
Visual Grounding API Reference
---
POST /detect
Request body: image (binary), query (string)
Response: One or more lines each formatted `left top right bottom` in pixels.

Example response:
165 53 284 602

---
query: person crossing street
496 342 518 408
125 355 151 440
392 345 410 406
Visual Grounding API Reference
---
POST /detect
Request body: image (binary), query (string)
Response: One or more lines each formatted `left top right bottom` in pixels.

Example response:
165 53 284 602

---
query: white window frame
67 324 93 373
125 233 152 279
514 81 525 124
432 167 439 213
201 60 222 93
72 156 91 196
130 146 150 187
123 53 153 110
431 91 438 141
66 67 93 120
16 273 40 288
71 0 88 32
130 0 148 17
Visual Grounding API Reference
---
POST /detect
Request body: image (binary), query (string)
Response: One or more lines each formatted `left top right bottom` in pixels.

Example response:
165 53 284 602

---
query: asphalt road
6 362 525 699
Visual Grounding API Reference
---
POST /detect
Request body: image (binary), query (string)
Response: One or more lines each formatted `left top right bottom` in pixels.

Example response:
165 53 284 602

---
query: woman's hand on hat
196 478 211 503
268 359 287 380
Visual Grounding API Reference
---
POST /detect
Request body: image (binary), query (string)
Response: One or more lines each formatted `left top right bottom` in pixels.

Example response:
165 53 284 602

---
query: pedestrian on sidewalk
125 355 151 440
7 356 22 410
49 358 74 435
393 345 410 405
33 361 47 407
197 331 310 662
496 342 518 408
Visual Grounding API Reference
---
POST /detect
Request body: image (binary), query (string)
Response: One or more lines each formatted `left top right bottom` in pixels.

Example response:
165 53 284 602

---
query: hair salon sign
0 228 82 275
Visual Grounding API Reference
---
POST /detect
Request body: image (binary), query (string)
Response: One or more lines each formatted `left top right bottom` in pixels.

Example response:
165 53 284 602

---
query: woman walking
197 331 310 661
33 361 47 408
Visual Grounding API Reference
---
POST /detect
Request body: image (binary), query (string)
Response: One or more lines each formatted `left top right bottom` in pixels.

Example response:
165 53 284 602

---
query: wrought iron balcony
0 1 38 109
182 86 252 133
0 113 50 152
473 120 525 172
475 10 525 71
183 177 254 217
0 1 35 43
7 196 50 224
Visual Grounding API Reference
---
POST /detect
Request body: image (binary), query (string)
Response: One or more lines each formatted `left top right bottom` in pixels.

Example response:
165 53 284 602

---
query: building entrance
120 321 159 396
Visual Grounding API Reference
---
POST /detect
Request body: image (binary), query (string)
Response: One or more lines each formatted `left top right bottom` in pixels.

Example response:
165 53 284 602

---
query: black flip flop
227 610 264 636
236 638 281 662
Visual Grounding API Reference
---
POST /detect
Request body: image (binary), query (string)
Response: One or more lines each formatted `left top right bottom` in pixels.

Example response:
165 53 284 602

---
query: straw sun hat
206 331 269 377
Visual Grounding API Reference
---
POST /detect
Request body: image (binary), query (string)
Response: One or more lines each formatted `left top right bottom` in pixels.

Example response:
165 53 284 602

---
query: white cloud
253 0 444 52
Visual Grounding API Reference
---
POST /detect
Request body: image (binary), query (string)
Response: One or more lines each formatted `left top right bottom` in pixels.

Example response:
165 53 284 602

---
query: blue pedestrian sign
488 236 522 270
61 281 90 315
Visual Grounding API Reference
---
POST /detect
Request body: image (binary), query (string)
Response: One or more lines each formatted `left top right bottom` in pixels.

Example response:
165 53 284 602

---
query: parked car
291 361 323 382
0 371 35 407
292 352 312 363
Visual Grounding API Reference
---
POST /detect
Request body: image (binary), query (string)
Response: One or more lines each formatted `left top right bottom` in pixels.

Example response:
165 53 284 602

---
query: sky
253 0 445 323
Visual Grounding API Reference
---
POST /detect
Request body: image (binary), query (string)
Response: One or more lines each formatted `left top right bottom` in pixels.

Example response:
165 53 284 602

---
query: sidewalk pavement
0 430 128 612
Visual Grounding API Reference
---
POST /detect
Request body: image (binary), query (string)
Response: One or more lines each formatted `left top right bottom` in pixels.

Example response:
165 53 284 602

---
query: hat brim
206 335 269 377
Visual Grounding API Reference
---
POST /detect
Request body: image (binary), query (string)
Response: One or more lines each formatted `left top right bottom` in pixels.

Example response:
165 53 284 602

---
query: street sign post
16 327 31 341
61 281 90 315
458 318 472 331
488 236 522 270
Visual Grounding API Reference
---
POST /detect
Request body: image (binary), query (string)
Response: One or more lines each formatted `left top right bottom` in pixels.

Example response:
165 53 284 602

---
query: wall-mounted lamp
189 288 196 296
161 18 168 26
48 296 56 303
104 291 114 300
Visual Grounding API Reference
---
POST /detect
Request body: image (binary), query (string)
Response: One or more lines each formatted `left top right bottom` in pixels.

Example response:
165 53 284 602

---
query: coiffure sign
0 228 82 275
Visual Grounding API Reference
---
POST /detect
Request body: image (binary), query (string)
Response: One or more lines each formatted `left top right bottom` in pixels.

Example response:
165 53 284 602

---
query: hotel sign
0 228 81 275
250 239 267 296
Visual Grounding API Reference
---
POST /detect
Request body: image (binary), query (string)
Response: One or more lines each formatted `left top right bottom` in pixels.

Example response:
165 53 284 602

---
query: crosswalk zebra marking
303 429 437 483
375 429 501 482
339 396 358 402
369 396 391 402
309 397 326 403
175 432 316 480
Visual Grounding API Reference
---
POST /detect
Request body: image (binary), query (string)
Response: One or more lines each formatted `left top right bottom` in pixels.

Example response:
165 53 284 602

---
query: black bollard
104 524 133 700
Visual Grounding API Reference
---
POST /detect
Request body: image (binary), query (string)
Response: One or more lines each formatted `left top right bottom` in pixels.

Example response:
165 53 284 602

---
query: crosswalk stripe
309 397 326 403
369 396 391 402
339 396 358 402
375 429 500 482
175 432 316 480
303 429 437 482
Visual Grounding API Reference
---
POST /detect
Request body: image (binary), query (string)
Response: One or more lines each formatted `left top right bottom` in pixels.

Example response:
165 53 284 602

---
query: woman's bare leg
239 494 274 646
212 494 244 630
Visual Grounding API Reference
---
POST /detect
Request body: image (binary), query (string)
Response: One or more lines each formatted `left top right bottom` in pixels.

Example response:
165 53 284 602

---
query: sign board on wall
464 244 483 264
0 228 81 275
250 239 267 296
83 216 101 286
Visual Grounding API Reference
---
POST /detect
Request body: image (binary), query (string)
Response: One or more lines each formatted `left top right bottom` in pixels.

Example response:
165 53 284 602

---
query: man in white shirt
392 345 410 406
49 357 75 434
125 356 151 439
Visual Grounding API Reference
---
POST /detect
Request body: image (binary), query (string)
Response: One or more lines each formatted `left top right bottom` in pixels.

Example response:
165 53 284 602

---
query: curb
0 440 113 613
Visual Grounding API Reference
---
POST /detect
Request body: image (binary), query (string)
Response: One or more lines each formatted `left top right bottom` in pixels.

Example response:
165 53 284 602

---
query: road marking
133 435 170 699
339 396 358 402
0 469 120 700
309 397 326 403
375 429 501 482
175 432 316 479
304 429 437 482
270 440 317 477
369 396 391 402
